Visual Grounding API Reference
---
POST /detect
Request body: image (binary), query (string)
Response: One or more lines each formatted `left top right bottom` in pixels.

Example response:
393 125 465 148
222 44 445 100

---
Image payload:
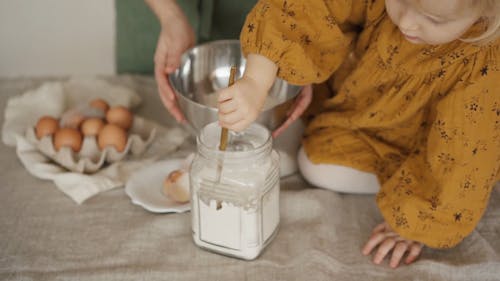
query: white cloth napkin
2 78 189 204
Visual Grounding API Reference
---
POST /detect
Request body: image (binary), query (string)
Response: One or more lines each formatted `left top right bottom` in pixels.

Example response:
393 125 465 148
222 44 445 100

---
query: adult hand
362 221 423 268
152 1 195 123
271 84 312 138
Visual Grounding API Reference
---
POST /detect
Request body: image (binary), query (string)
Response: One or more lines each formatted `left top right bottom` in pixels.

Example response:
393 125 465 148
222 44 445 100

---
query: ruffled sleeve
376 46 500 248
240 0 377 85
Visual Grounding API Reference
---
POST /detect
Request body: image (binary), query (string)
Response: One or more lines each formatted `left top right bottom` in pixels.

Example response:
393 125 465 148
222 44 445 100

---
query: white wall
0 0 115 77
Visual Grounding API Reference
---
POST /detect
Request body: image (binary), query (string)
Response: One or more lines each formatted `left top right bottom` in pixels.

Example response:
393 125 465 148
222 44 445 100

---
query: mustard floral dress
240 0 500 248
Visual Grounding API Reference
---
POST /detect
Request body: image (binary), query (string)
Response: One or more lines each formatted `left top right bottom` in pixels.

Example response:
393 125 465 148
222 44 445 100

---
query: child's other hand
362 222 423 268
217 76 268 132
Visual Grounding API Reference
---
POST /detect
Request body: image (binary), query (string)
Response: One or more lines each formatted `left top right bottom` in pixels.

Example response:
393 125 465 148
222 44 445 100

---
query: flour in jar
191 152 280 260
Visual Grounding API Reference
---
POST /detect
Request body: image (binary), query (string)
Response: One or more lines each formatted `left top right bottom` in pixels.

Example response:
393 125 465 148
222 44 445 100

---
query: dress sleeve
376 50 500 248
240 0 376 85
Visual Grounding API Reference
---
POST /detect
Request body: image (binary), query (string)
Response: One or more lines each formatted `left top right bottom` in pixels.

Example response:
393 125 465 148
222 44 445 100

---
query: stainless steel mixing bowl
169 40 301 132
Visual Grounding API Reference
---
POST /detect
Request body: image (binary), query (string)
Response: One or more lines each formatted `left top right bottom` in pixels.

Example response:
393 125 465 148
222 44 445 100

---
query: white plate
125 158 191 213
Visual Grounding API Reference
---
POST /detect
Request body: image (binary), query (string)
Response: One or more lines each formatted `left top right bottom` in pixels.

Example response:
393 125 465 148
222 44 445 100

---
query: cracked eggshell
163 169 190 203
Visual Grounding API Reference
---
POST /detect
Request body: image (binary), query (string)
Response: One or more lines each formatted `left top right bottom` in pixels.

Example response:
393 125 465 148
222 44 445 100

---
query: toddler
217 0 499 268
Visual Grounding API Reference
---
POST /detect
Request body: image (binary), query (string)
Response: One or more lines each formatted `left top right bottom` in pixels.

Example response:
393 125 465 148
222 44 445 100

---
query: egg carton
25 116 156 174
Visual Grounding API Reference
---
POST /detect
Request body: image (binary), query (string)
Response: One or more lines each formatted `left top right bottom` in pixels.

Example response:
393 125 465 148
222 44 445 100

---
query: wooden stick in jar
215 66 237 210
219 66 237 151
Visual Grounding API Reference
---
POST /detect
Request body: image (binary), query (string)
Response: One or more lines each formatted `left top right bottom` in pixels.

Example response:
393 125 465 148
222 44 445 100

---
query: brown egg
106 106 133 130
90 98 109 113
54 128 83 152
97 124 128 152
64 113 85 129
81 118 105 136
35 116 59 139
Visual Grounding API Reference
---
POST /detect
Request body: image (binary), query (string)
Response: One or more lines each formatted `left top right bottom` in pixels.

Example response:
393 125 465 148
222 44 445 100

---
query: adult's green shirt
116 0 257 74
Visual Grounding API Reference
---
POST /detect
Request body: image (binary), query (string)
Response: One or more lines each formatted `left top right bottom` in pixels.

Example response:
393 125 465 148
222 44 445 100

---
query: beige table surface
1 76 499 281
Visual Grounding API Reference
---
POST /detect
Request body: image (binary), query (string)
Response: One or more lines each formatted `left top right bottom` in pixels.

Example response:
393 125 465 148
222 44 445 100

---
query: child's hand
217 54 278 132
217 75 269 132
362 222 423 268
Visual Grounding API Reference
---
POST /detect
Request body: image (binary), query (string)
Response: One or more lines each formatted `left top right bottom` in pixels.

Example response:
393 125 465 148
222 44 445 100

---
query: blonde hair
461 0 500 44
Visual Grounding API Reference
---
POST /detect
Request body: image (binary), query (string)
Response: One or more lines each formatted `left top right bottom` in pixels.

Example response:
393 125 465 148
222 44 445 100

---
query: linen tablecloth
1 76 499 281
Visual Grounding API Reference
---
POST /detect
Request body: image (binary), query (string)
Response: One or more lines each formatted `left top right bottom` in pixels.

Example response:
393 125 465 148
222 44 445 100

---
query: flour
191 154 280 260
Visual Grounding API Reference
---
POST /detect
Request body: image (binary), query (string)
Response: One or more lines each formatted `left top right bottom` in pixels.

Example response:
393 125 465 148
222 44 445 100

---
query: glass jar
190 122 280 260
